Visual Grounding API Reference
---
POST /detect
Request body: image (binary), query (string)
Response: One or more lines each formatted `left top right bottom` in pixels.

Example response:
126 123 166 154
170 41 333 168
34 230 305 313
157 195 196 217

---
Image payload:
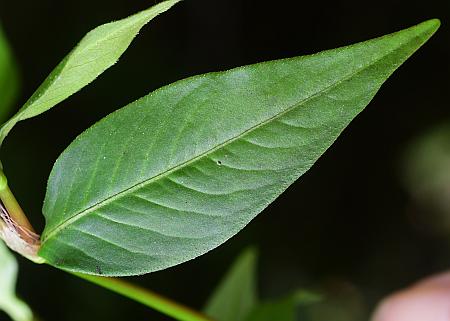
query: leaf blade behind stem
0 0 182 145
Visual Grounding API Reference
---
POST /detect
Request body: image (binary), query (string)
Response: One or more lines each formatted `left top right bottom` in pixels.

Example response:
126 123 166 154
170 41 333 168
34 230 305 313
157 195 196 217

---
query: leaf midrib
41 38 409 244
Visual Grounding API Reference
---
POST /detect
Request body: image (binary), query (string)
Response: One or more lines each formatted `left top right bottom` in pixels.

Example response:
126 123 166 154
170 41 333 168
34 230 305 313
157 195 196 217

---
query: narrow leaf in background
0 24 19 124
0 0 182 145
39 19 439 276
0 242 33 321
204 248 320 321
204 248 258 321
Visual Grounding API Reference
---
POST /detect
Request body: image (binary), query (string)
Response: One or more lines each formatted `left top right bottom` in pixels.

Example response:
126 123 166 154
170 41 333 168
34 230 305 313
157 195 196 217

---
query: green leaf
0 242 33 321
0 0 181 145
245 290 321 321
204 248 258 321
403 123 450 211
401 123 450 234
39 19 439 275
0 24 19 124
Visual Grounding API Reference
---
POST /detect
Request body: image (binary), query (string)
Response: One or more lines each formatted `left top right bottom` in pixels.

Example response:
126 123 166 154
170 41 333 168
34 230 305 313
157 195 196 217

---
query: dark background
0 0 449 320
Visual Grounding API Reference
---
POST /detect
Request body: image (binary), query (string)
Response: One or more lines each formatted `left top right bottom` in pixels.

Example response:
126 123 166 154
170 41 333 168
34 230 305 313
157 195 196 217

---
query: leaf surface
204 248 258 321
0 242 33 321
39 19 439 275
0 24 19 124
0 0 181 145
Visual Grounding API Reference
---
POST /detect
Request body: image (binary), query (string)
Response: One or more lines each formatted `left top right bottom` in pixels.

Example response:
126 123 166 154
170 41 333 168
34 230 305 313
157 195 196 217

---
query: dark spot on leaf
217 160 222 165
96 265 103 275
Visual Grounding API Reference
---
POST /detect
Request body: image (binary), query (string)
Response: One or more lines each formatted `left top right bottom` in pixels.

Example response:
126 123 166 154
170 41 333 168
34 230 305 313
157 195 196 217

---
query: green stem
0 170 42 263
0 170 35 232
73 272 214 321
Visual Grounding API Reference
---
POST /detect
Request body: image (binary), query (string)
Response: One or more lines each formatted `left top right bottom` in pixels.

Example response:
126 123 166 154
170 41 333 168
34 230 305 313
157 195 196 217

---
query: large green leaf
0 24 19 124
204 248 258 321
0 242 33 321
0 0 181 145
38 19 439 275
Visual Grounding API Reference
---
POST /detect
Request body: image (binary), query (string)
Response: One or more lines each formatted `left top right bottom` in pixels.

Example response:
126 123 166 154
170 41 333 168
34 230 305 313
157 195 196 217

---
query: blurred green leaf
0 0 182 145
0 24 19 124
246 290 321 321
203 248 320 321
402 123 450 235
0 242 33 321
204 248 258 321
404 124 450 210
300 280 366 321
38 19 439 275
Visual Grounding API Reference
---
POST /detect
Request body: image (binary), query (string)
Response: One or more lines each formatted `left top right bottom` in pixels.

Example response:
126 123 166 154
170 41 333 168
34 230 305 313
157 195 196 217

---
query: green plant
203 248 321 321
0 242 33 321
0 1 440 320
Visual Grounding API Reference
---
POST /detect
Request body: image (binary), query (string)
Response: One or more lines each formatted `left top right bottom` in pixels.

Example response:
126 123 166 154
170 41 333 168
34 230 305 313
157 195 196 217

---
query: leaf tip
416 18 441 36
424 18 441 31
242 246 259 263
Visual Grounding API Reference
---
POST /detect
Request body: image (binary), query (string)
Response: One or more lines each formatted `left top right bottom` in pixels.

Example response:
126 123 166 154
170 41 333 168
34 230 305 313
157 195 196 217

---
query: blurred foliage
204 248 321 321
300 280 366 321
0 23 19 124
246 290 322 321
402 123 450 237
0 242 33 321
204 248 258 321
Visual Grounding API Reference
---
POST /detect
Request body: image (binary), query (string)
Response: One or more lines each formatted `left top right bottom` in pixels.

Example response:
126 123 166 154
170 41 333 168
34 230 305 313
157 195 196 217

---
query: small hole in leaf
217 160 222 165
